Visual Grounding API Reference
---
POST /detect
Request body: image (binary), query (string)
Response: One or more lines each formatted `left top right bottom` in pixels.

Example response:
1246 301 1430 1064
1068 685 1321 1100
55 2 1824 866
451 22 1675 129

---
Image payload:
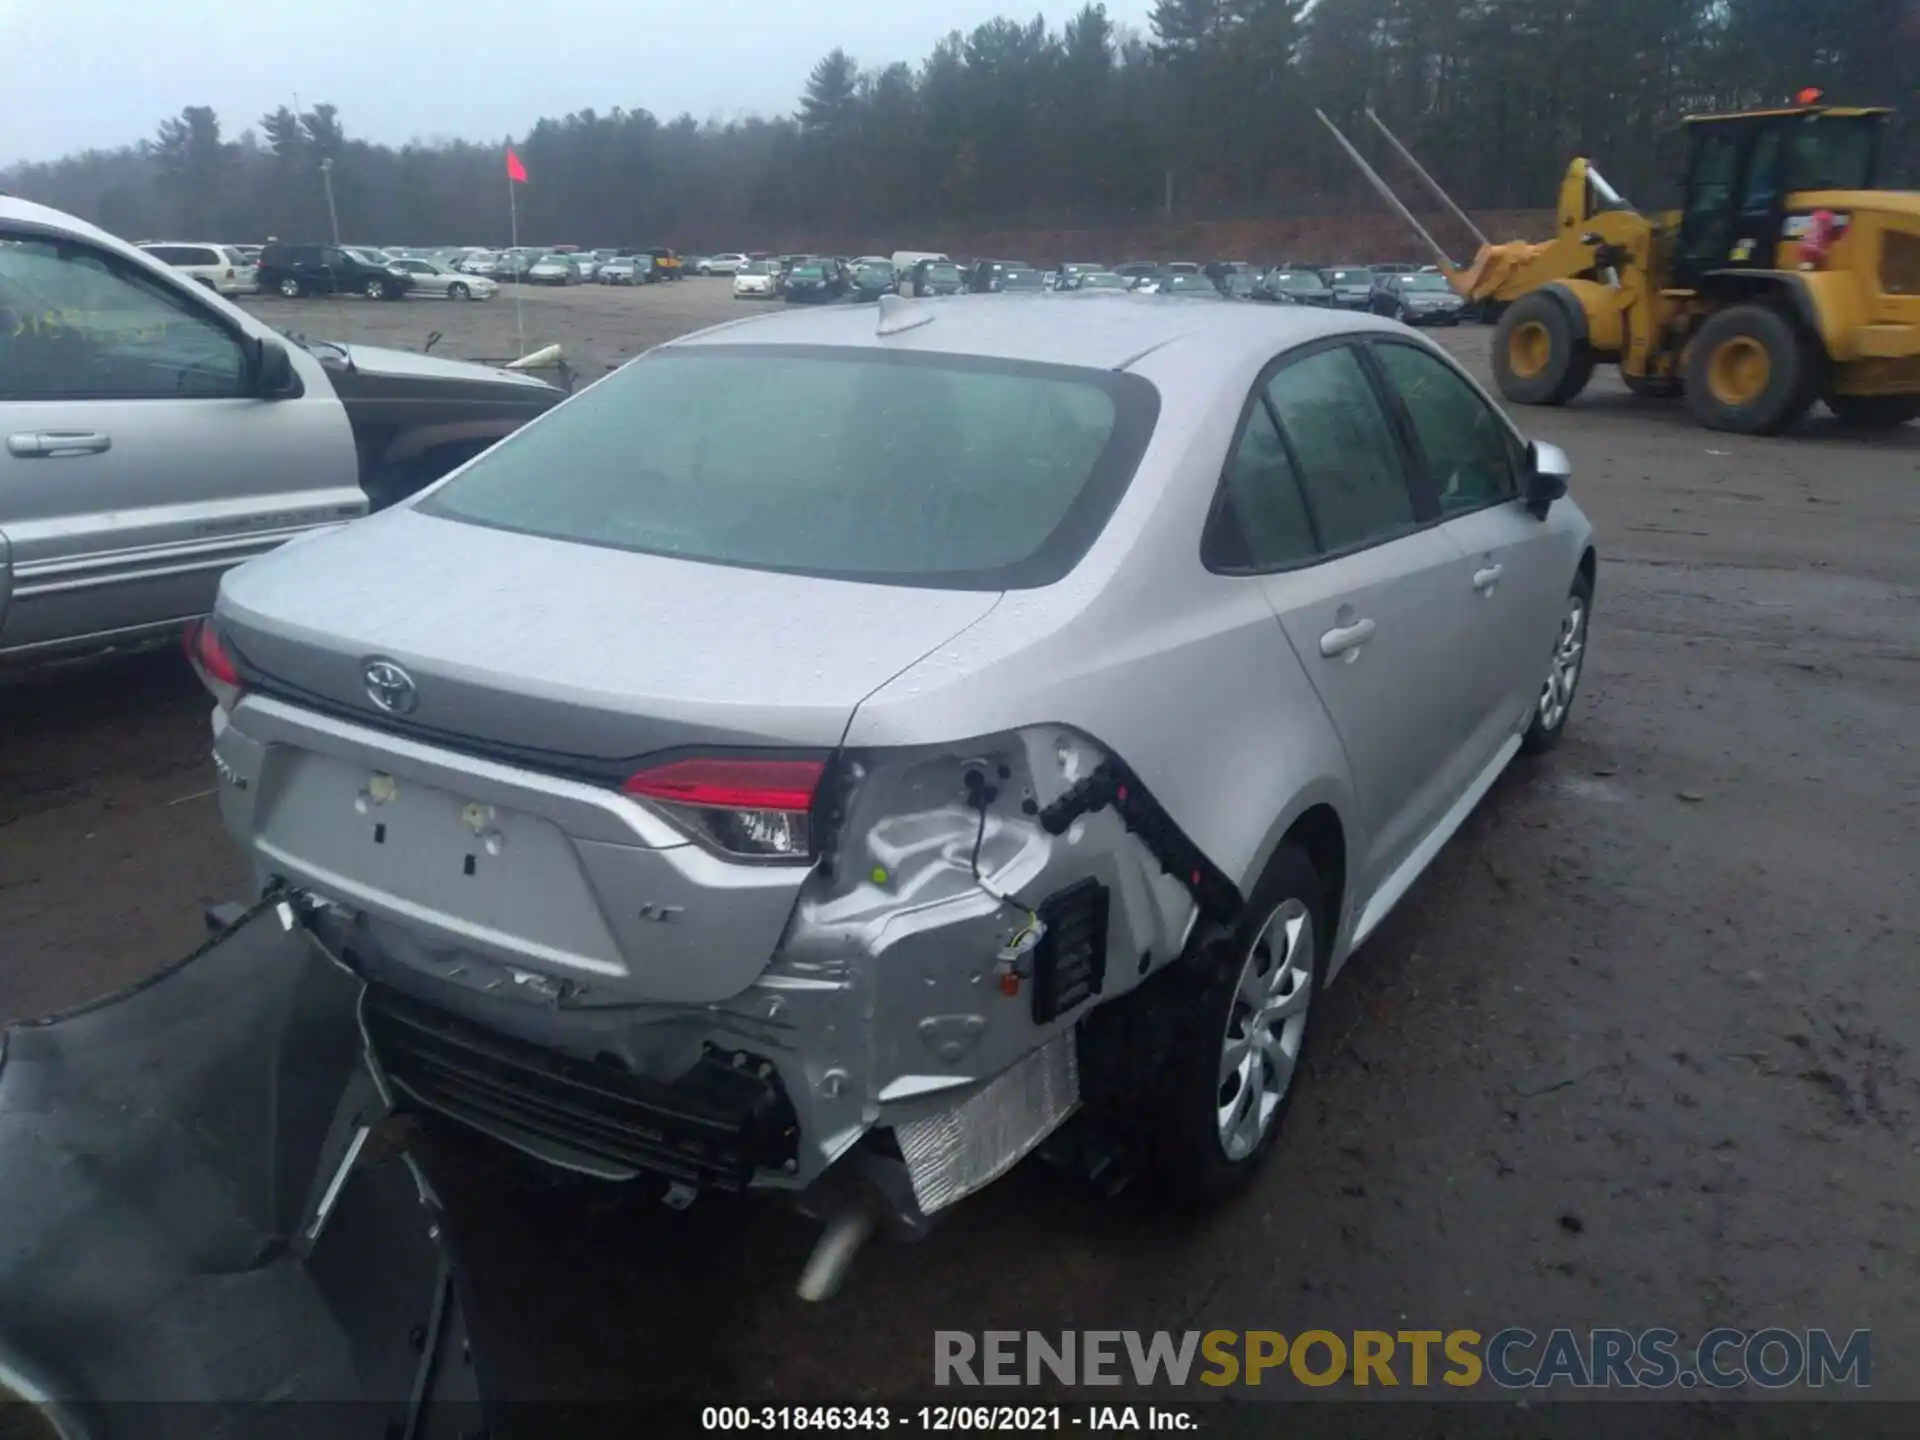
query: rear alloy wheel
363 278 387 300
1522 569 1593 754
1493 292 1594 406
448 281 470 301
1151 843 1324 1207
278 276 304 299
1684 303 1817 434
1825 393 1920 429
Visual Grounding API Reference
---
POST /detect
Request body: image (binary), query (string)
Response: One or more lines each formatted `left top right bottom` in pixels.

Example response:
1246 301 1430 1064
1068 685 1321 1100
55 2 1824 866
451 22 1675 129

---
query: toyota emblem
362 658 419 715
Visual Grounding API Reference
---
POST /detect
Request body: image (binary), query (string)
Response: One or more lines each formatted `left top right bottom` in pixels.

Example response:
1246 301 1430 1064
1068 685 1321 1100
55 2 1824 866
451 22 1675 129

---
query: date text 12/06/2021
702 1406 1195 1431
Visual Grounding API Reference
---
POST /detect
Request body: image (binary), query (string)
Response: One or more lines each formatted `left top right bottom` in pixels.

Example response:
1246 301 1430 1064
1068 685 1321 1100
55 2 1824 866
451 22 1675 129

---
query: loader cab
1673 105 1888 287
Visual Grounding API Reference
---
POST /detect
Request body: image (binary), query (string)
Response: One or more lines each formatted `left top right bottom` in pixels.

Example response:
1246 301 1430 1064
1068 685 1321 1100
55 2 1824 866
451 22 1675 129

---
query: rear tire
1147 843 1326 1209
1493 293 1594 407
1825 393 1920 429
1521 568 1593 755
1684 303 1817 435
277 276 304 299
363 278 387 300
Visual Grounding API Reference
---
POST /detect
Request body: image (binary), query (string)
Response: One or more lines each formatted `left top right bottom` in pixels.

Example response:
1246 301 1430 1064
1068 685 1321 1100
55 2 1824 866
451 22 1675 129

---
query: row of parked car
724 251 1470 323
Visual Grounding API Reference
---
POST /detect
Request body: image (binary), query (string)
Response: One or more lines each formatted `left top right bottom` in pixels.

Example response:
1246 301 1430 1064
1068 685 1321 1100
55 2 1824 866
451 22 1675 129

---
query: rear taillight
622 757 824 860
183 617 242 711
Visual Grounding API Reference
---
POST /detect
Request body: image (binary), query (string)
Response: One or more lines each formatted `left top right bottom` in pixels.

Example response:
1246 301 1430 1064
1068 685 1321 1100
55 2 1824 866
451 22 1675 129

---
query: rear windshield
422 346 1160 590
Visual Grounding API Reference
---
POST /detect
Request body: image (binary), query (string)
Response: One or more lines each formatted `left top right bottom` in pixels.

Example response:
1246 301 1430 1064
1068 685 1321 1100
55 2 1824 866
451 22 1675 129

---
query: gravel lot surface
3 280 1916 1411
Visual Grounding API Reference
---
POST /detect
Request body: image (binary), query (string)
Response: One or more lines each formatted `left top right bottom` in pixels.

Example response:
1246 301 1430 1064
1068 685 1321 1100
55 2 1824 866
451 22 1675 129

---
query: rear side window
1372 342 1517 515
1263 347 1416 553
1206 401 1318 570
423 347 1159 590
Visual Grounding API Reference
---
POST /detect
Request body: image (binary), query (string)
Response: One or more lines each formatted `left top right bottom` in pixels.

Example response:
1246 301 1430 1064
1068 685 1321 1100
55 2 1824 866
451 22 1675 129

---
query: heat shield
895 1032 1079 1214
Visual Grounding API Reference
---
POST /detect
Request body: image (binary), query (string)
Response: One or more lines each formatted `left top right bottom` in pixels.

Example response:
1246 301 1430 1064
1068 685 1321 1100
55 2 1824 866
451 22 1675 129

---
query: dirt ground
2 280 1917 1410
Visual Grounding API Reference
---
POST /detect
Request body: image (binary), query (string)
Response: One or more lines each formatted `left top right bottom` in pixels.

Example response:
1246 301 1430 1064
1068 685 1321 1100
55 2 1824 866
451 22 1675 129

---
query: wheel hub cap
1538 596 1587 730
1216 898 1315 1161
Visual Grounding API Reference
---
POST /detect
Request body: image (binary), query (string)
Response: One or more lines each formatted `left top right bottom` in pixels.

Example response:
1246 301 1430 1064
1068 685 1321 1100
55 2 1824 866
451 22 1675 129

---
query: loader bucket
0 908 494 1438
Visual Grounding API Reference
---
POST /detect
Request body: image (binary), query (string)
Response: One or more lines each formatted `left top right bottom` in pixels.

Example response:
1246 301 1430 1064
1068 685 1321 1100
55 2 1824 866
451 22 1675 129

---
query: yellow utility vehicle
1320 100 1920 434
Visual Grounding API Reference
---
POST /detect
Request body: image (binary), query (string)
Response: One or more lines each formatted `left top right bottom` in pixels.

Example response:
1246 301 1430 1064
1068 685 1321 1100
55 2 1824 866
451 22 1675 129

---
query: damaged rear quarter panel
840 339 1358 912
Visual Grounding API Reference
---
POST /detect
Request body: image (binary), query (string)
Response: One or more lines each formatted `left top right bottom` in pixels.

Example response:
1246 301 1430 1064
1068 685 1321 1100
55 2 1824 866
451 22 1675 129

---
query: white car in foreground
136 242 258 296
391 257 497 300
732 260 778 298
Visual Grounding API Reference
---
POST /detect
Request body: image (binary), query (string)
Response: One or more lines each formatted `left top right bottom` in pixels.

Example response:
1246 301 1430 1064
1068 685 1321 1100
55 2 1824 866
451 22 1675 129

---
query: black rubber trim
1037 760 1243 924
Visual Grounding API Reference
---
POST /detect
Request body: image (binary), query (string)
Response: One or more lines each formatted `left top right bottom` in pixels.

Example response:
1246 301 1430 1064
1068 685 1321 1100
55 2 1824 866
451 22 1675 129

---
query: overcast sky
3 0 1154 165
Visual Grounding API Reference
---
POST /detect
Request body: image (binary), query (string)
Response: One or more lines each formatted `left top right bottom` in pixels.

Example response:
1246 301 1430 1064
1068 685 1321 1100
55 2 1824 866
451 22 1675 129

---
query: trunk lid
216 505 1002 764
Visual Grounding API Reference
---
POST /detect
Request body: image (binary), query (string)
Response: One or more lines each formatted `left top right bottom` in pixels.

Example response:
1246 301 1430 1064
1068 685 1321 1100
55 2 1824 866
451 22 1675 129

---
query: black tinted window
425 347 1158 590
1264 347 1416 552
1373 343 1516 515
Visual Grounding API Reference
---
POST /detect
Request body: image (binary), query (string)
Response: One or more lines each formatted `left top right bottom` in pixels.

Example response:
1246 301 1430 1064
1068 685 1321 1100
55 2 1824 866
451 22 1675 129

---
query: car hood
216 506 1004 759
299 339 558 392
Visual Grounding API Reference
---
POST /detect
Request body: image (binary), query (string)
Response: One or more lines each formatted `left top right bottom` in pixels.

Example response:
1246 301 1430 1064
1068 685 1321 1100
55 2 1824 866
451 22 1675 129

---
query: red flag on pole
506 147 528 184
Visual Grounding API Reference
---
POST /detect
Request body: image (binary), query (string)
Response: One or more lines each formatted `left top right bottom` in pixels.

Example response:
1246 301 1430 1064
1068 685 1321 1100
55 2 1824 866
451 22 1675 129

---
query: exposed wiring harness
964 769 1040 941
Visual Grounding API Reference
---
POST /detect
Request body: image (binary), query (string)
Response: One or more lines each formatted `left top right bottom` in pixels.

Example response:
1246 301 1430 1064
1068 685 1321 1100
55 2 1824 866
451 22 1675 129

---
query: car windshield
1268 272 1324 291
423 348 1154 589
741 262 774 275
1000 270 1044 289
857 265 895 282
1328 269 1372 284
345 248 388 265
1160 274 1215 293
1399 273 1453 291
925 263 960 281
792 265 826 279
1078 273 1126 289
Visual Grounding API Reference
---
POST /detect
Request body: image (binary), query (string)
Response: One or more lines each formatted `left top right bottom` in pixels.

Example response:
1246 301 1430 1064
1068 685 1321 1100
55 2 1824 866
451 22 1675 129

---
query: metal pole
1313 109 1456 270
1164 167 1174 225
508 170 526 360
1365 109 1490 249
320 158 341 246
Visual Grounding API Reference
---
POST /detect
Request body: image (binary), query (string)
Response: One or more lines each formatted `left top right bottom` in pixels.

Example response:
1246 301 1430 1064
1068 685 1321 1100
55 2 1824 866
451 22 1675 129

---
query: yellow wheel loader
1319 100 1920 434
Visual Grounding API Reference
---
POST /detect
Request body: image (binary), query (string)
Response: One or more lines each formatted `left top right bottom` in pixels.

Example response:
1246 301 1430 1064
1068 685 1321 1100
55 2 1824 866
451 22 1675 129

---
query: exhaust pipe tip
795 1207 877 1303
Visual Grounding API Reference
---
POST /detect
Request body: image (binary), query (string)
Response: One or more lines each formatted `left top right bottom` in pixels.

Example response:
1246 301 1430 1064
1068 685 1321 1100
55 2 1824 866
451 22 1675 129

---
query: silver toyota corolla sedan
193 294 1594 1294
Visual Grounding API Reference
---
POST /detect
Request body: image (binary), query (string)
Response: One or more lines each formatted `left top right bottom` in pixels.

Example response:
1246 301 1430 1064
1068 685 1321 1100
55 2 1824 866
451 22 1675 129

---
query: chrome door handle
1319 617 1376 657
1472 563 1504 592
8 430 113 458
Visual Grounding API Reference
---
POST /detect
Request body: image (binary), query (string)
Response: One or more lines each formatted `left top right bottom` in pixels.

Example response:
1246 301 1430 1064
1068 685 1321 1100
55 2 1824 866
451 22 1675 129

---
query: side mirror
1524 439 1571 518
254 337 298 399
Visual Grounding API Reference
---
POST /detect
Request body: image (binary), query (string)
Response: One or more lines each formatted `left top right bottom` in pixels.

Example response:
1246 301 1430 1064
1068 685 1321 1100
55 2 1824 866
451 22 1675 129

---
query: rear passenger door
1369 339 1570 769
1211 339 1487 901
